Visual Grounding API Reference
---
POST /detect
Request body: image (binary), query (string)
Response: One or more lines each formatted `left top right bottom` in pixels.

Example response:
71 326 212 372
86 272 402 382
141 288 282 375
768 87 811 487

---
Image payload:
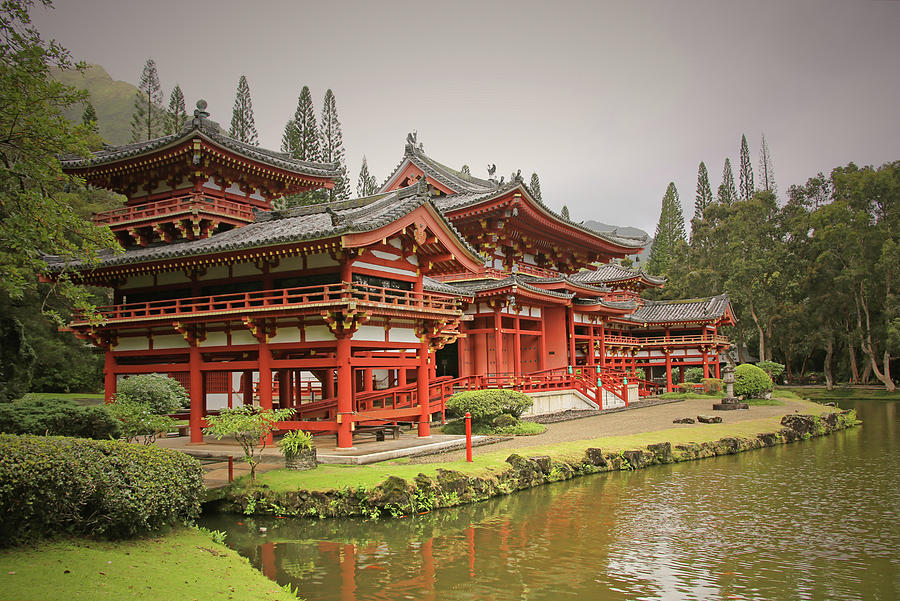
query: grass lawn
0 527 296 601
780 386 900 401
22 392 104 406
246 396 827 494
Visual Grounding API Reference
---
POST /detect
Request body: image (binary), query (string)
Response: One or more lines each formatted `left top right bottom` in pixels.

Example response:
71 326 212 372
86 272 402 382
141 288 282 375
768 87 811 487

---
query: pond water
201 399 899 600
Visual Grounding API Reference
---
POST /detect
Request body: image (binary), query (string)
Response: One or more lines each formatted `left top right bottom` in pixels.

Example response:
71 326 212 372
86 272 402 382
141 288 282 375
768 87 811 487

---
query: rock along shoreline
216 409 859 520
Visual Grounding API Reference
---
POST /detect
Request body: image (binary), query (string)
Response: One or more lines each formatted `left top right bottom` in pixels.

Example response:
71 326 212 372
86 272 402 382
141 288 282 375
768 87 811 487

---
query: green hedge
0 434 204 545
116 374 189 414
446 389 533 425
734 364 774 399
0 397 120 439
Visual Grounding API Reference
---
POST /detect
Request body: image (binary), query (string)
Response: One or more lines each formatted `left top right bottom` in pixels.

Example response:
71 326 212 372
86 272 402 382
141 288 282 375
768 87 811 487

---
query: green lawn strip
0 527 296 601
745 398 786 406
657 392 721 399
22 392 104 405
251 399 828 494
780 386 900 401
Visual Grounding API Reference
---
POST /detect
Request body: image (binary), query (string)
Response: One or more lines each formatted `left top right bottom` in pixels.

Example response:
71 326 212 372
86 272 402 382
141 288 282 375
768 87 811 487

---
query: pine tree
530 172 542 201
717 158 737 205
319 89 349 200
81 101 97 132
561 204 570 220
356 156 378 197
284 86 320 161
758 133 776 194
130 58 164 142
694 162 713 220
739 134 754 200
647 182 686 275
460 164 471 176
229 75 258 145
166 84 186 135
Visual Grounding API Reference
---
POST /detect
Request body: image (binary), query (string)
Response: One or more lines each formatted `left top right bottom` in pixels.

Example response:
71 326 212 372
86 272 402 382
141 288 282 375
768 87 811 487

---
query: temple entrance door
435 341 459 378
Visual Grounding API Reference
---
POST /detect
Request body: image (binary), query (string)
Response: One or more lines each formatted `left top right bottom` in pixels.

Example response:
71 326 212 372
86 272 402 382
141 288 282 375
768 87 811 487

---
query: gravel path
408 397 814 464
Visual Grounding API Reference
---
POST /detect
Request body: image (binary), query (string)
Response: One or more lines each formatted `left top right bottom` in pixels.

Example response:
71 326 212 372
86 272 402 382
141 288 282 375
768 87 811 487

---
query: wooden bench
348 424 402 443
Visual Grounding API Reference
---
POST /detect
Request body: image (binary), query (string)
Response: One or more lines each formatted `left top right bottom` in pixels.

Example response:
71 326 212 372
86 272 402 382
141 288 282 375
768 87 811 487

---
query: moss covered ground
0 527 297 601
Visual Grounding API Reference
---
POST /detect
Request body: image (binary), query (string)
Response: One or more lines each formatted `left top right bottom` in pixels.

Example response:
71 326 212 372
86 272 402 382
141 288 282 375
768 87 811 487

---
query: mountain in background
52 64 137 145
582 220 652 266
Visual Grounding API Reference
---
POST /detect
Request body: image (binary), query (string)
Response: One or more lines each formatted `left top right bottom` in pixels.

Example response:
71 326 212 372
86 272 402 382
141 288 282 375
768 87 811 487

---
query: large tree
758 133 776 194
229 75 258 145
318 89 349 200
130 58 164 142
166 84 186 135
739 134 754 200
282 85 320 161
693 162 712 220
717 158 737 205
356 156 377 197
647 182 686 275
530 172 542 202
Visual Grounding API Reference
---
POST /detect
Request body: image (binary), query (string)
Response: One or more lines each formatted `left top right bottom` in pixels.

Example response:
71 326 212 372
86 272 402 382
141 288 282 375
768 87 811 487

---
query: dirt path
409 397 814 464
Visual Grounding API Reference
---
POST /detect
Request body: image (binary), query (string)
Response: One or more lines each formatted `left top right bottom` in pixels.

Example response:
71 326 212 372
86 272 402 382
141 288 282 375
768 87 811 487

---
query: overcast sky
34 0 900 234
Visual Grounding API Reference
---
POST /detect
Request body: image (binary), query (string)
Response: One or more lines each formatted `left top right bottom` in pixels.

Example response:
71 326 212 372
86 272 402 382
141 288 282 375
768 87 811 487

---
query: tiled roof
574 297 639 311
60 117 340 179
46 189 483 272
626 294 731 324
423 276 473 297
450 275 574 300
571 263 666 286
379 141 498 194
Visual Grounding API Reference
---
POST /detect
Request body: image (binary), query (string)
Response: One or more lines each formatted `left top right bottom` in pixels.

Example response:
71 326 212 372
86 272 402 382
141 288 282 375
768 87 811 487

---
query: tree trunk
785 339 794 384
848 338 860 384
856 283 894 390
800 353 811 381
749 299 765 363
823 333 834 390
861 359 872 384
883 350 895 392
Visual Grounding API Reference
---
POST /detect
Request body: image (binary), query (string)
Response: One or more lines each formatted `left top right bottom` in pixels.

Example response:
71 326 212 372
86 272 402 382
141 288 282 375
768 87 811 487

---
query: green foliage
758 134 776 193
0 434 203 545
497 421 546 436
283 85 320 161
694 161 713 222
278 430 314 459
739 134 754 200
229 75 258 145
166 83 186 134
491 413 517 428
647 182 686 275
756 361 786 383
718 158 737 204
204 405 295 479
684 367 704 383
130 58 164 142
319 89 349 200
734 363 774 399
356 155 377 197
446 389 533 425
530 172 542 201
0 2 120 314
115 374 188 414
676 382 695 393
0 316 35 401
106 399 176 444
54 63 140 145
0 396 119 439
702 378 723 394
561 204 570 220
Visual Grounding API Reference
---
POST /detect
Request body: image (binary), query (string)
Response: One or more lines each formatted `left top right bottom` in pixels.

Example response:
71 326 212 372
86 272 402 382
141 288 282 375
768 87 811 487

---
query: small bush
446 389 533 425
684 367 704 383
734 364 774 399
496 421 546 436
116 374 189 414
756 361 786 384
702 378 723 394
0 397 120 439
492 413 518 428
676 382 696 393
278 430 314 458
0 434 204 545
106 399 176 444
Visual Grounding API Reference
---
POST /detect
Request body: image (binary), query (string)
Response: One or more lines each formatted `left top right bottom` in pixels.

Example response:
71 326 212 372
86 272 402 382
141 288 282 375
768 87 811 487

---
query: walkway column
702 350 710 379
103 351 116 402
493 304 503 374
665 350 673 393
418 340 431 437
599 321 606 368
258 342 272 411
324 369 335 399
538 315 547 371
336 335 353 448
567 305 576 367
242 370 253 405
189 344 203 443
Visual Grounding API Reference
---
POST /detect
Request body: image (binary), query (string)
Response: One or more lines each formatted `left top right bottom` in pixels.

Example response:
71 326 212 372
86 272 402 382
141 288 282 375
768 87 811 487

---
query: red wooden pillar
189 344 203 443
242 370 253 405
538 312 547 371
588 322 596 366
513 314 522 376
364 368 373 392
458 321 470 377
418 341 431 437
599 321 606 368
665 350 673 392
567 306 576 367
258 342 273 411
103 351 116 402
493 304 503 374
277 369 289 408
336 335 353 448
715 357 721 379
703 350 710 379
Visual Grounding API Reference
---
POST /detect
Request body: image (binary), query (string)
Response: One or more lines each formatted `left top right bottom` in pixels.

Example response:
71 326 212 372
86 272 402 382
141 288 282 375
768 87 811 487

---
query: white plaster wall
354 325 385 342
389 327 420 344
270 255 303 273
523 390 599 416
115 337 149 352
230 330 257 346
305 325 333 342
353 261 416 277
198 265 228 282
233 262 262 277
371 249 400 261
307 253 338 269
199 331 228 347
154 334 189 349
157 271 191 285
270 327 302 344
120 274 154 290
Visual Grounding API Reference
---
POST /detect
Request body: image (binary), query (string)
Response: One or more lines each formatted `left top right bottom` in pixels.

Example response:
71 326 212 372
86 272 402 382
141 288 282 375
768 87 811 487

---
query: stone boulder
697 415 723 424
673 417 696 424
584 447 608 467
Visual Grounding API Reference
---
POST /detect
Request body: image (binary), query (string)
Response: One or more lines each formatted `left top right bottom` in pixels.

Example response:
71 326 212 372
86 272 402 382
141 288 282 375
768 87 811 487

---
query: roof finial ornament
192 99 209 128
405 131 420 155
325 206 345 227
487 163 497 184
513 169 522 183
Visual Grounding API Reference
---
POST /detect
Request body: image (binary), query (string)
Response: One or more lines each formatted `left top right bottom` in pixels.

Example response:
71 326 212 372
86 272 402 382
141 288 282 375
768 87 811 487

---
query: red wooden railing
430 263 561 282
70 282 461 326
601 334 730 347
93 194 254 226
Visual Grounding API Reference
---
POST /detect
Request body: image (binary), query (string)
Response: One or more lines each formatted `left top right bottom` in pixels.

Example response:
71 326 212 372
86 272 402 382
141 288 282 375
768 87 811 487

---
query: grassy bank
0 527 297 601
780 386 900 402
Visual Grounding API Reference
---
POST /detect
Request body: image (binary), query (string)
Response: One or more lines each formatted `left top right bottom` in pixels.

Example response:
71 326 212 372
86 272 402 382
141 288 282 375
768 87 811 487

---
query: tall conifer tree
739 134 754 199
758 133 776 194
130 58 164 142
81 101 97 131
281 120 298 154
560 204 570 220
717 158 737 205
166 84 186 135
530 172 542 201
356 156 377 197
319 89 349 200
229 75 258 145
647 182 686 275
694 161 713 220
284 86 320 162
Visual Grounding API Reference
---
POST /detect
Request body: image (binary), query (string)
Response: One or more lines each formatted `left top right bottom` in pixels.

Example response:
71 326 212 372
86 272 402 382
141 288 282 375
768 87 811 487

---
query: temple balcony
430 263 562 282
67 282 462 330
93 193 255 247
603 333 730 348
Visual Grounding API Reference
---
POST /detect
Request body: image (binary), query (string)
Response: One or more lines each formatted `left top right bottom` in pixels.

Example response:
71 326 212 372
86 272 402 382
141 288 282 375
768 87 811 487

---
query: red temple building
49 109 733 448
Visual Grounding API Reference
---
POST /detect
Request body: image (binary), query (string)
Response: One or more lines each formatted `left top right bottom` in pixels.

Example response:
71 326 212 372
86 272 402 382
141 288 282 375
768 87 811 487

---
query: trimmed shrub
756 361 786 384
106 399 176 444
702 378 723 394
492 413 518 428
446 389 533 425
684 367 704 383
0 434 204 545
115 374 189 414
734 364 774 399
0 397 120 439
676 382 695 394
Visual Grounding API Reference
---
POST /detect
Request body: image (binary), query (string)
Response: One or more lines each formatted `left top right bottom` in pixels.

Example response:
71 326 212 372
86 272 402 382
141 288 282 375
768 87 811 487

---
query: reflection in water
202 400 900 601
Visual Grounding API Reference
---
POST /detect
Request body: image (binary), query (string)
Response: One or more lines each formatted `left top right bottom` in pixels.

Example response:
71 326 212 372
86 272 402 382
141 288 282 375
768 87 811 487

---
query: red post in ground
465 412 473 462
227 455 234 482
